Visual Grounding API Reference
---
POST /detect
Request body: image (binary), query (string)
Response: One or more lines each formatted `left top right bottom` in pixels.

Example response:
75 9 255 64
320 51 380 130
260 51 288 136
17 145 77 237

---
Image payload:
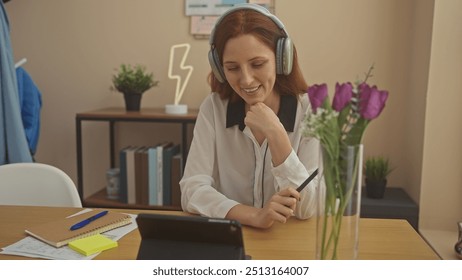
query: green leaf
111 64 159 95
344 118 369 145
364 156 393 181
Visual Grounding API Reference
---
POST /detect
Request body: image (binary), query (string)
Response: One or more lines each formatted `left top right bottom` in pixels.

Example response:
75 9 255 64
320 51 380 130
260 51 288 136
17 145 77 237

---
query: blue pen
70 210 108 231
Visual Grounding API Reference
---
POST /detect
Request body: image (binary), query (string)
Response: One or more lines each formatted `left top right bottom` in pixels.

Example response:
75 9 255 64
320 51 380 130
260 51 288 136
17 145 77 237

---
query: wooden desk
0 206 439 260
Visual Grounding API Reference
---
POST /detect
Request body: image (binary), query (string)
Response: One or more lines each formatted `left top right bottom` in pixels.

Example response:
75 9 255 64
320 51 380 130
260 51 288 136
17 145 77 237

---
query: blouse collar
226 95 298 132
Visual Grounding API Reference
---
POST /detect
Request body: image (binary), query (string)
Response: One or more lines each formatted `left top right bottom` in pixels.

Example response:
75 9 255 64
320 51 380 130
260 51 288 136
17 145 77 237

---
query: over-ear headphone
208 3 294 83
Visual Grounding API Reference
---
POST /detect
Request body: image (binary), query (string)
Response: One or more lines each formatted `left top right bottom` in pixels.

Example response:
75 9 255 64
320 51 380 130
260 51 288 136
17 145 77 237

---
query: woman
180 4 319 229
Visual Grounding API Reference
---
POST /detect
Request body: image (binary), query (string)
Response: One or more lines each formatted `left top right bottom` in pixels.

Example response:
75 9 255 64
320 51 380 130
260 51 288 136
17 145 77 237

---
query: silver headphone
208 3 294 83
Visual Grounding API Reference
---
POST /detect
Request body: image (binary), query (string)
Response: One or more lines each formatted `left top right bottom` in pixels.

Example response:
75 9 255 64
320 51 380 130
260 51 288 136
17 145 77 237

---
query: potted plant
111 64 159 111
364 156 393 199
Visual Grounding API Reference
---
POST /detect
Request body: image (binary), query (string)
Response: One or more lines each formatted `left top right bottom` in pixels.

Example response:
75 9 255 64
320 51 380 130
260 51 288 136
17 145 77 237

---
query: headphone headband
208 3 293 83
209 3 289 46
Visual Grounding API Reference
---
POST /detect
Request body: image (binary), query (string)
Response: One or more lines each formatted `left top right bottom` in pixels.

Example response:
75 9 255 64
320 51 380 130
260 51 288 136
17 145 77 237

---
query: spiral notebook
25 210 132 248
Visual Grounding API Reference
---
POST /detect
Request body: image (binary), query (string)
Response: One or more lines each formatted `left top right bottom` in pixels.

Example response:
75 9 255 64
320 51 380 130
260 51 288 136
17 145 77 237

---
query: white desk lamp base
165 104 188 115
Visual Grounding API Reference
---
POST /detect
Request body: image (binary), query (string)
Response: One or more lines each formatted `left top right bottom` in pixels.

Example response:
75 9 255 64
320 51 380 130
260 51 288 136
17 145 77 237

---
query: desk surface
0 206 439 260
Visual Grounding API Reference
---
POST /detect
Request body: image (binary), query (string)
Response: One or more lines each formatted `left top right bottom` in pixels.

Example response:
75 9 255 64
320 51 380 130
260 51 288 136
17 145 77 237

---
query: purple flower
358 83 389 120
332 82 353 112
307 84 328 113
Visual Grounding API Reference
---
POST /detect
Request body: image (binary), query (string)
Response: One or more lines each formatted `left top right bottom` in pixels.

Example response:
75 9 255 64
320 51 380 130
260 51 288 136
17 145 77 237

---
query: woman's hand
225 187 300 229
244 102 282 138
253 187 300 228
245 102 292 167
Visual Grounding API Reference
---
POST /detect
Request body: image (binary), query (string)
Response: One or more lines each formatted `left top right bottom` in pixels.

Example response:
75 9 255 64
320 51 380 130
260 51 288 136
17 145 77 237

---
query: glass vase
316 144 363 260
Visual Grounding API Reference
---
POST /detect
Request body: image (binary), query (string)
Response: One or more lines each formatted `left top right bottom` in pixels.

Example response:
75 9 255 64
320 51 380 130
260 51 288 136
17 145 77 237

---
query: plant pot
123 93 142 111
365 178 387 199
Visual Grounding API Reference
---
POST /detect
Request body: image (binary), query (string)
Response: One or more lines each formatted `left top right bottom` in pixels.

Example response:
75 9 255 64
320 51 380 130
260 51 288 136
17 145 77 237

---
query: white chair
0 162 82 207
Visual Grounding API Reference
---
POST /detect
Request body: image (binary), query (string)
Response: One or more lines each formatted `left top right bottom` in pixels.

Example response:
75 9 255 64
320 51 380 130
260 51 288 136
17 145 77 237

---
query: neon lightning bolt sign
168 43 193 105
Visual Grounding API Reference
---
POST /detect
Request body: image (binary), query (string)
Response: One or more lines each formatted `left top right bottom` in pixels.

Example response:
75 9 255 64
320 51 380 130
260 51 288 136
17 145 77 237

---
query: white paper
190 16 218 35
185 0 246 16
0 210 138 260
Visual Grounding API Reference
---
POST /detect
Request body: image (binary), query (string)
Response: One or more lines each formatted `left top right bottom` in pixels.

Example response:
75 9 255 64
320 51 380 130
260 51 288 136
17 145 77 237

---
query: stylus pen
296 168 319 192
70 210 108 231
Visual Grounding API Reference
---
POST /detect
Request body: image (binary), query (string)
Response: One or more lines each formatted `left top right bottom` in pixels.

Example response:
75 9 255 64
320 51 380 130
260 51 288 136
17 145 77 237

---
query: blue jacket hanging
16 67 42 155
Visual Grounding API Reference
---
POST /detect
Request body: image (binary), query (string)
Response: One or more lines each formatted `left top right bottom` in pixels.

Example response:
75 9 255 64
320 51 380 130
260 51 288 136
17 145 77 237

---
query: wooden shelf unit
76 107 198 209
85 189 181 211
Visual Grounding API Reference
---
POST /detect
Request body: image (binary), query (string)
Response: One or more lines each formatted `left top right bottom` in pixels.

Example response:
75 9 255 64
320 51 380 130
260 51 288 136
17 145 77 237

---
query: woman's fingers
273 187 299 209
279 187 300 200
256 187 301 227
265 201 295 222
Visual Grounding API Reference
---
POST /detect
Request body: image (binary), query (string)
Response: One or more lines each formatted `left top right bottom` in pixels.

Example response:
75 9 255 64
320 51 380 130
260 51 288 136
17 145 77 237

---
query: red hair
208 9 307 101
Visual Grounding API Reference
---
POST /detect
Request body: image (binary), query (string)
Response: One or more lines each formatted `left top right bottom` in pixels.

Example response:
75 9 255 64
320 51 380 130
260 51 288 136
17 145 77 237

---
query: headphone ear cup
282 37 294 75
208 49 226 83
275 38 284 75
276 37 294 76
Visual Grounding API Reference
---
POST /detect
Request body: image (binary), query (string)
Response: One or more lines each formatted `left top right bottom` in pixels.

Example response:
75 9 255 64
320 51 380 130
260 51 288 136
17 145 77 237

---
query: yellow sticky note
68 234 118 256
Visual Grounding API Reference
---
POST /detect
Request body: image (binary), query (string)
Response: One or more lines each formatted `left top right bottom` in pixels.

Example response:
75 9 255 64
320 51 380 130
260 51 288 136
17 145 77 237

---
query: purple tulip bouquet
303 65 389 259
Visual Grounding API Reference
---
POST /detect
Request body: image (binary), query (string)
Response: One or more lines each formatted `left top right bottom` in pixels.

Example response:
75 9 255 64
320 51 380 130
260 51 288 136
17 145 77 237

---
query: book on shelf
147 146 158 206
162 144 180 206
156 142 173 206
25 210 132 248
170 153 183 207
117 143 181 207
135 147 149 205
118 146 132 204
125 146 141 205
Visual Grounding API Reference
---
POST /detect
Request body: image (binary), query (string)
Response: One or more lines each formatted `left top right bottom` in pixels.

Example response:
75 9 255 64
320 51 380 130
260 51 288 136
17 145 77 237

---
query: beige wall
5 0 460 235
403 0 434 213
419 0 462 232
281 0 419 199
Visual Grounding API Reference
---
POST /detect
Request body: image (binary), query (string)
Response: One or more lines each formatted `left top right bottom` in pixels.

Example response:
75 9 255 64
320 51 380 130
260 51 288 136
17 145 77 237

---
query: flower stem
319 145 362 259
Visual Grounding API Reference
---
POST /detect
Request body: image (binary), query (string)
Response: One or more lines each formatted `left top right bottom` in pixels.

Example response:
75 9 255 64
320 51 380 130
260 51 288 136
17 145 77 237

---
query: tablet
136 213 247 260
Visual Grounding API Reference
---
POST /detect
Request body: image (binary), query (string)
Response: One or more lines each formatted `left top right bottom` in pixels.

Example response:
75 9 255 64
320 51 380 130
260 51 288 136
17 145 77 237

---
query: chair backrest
0 163 82 207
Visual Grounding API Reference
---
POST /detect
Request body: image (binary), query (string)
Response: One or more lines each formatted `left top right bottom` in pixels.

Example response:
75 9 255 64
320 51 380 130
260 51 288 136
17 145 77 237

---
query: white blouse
180 92 320 219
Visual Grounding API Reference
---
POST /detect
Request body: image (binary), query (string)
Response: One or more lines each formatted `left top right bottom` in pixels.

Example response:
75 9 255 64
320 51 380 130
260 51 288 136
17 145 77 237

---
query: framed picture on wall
186 0 275 39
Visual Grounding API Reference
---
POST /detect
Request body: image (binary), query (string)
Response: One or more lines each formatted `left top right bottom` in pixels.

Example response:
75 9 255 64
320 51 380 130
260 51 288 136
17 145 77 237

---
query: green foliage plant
111 64 159 95
364 156 393 182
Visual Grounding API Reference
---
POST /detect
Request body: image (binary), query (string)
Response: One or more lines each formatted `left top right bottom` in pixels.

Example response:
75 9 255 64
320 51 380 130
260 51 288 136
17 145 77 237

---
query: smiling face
222 34 278 107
